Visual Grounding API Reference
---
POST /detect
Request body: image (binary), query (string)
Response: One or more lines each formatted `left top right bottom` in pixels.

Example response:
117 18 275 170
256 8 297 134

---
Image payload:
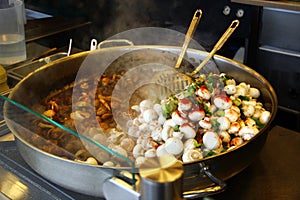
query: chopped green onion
193 140 202 148
161 98 178 118
204 151 217 157
173 124 179 131
239 95 250 101
211 119 220 132
252 117 264 128
203 103 212 116
216 110 225 117
233 99 242 106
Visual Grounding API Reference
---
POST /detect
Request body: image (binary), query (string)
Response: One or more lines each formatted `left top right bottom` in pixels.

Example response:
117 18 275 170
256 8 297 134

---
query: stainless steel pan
4 45 277 198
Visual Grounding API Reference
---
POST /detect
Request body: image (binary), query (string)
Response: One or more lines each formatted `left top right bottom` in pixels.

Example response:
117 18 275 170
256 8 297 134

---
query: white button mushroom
102 161 115 168
238 82 250 93
225 108 239 123
107 132 126 144
202 131 221 150
138 114 146 124
228 122 241 134
224 85 237 95
172 110 188 125
188 108 205 121
218 131 231 143
172 131 184 139
135 156 146 166
138 123 149 132
158 114 167 125
131 118 141 126
231 105 241 114
235 85 247 96
245 117 256 127
225 79 236 86
182 149 203 163
140 137 157 150
178 98 193 111
238 126 259 140
230 137 243 146
156 144 169 157
145 148 157 158
242 100 257 106
242 105 255 117
213 94 232 110
183 139 198 151
132 144 145 158
259 110 271 124
252 109 262 119
179 123 196 139
164 118 177 127
164 137 184 156
249 87 260 98
142 109 158 123
151 126 163 142
84 157 98 165
161 125 173 142
199 117 212 129
139 99 154 113
153 103 163 115
196 86 211 100
217 117 231 131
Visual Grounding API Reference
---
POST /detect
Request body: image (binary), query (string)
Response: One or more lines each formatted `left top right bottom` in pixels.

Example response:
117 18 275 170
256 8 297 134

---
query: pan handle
183 163 227 199
97 39 134 49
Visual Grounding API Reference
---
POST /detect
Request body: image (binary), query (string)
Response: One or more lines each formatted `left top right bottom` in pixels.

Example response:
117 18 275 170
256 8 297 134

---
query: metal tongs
190 19 240 76
174 9 202 69
154 19 239 97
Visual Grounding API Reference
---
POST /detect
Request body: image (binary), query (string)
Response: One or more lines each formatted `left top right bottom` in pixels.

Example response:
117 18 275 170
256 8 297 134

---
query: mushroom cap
164 137 184 156
203 131 221 150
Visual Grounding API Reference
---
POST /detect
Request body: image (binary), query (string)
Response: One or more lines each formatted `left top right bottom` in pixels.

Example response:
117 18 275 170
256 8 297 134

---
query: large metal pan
4 45 277 198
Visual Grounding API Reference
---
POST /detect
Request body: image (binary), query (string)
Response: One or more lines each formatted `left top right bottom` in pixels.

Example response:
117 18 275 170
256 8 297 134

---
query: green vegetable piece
204 103 212 116
161 99 178 118
211 119 220 132
233 99 242 106
193 140 202 148
239 95 250 101
173 124 179 132
251 117 264 128
205 151 217 157
216 110 225 117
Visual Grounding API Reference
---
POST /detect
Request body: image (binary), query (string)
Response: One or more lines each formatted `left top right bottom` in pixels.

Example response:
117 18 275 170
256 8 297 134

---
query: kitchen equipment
190 19 239 76
174 9 202 69
154 20 239 96
0 0 26 65
7 52 68 80
139 156 184 200
3 45 277 198
153 19 239 97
